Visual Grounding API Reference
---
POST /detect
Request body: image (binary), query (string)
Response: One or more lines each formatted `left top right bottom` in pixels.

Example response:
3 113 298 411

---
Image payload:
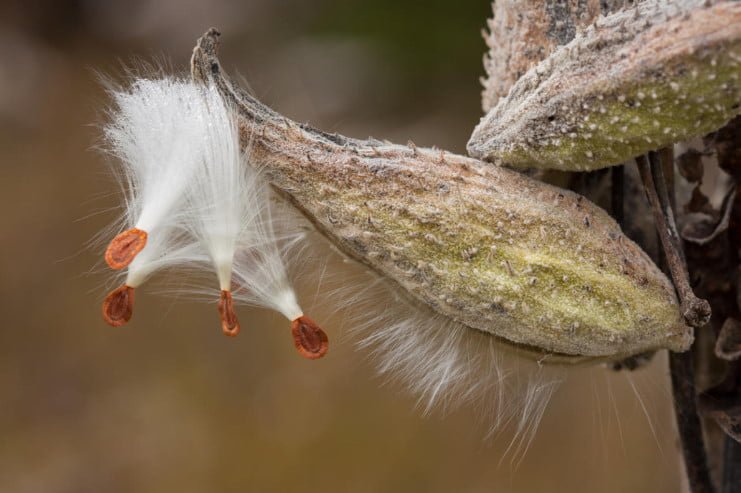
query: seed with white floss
99 76 328 356
102 78 212 269
227 183 329 359
178 83 248 337
176 83 328 354
102 227 203 327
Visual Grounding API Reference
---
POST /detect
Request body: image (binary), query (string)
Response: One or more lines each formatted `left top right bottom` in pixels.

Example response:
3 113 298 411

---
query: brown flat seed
291 315 328 360
105 228 148 269
218 290 240 337
102 285 134 327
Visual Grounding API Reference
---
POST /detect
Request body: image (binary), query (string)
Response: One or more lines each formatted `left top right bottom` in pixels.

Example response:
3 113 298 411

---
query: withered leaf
676 149 705 184
682 186 736 245
716 318 741 361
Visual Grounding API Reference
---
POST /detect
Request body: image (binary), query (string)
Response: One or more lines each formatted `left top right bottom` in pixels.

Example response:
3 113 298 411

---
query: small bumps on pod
468 0 741 171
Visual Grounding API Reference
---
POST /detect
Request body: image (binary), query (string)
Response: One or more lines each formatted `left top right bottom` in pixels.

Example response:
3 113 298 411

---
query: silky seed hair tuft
178 82 247 337
291 231 561 454
227 181 329 359
102 78 214 269
163 79 328 353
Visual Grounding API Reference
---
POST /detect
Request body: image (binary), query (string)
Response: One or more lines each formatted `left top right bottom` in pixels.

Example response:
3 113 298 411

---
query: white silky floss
177 82 248 336
102 78 212 270
180 84 327 356
101 77 328 358
228 194 329 358
101 77 213 326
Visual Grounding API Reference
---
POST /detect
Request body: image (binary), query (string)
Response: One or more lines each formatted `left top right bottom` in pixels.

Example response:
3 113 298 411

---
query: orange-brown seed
104 228 148 270
102 285 135 327
218 290 240 337
291 315 328 359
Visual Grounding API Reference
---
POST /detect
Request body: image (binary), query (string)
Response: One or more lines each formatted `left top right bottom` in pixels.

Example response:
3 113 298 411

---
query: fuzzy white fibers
289 229 563 457
104 78 213 234
177 83 244 292
101 75 306 324
124 226 206 289
162 80 306 320
228 187 306 322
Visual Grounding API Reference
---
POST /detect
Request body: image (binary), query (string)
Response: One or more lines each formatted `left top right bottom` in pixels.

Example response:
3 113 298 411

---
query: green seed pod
192 29 692 362
468 0 741 171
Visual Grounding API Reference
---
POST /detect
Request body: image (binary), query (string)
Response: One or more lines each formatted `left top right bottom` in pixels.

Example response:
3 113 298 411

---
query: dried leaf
710 115 741 179
699 363 741 442
685 185 711 214
682 186 736 244
677 148 705 183
716 318 741 361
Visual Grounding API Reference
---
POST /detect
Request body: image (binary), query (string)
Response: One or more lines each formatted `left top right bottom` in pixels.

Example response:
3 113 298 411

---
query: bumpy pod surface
481 0 627 112
469 0 741 171
192 29 691 361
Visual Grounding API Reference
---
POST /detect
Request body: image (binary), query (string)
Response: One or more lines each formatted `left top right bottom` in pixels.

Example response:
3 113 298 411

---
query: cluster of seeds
100 77 328 359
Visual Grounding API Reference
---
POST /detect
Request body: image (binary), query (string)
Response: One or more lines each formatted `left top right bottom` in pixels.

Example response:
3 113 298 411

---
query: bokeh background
0 1 687 491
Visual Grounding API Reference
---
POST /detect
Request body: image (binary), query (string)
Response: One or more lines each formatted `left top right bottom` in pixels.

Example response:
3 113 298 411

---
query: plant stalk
638 151 716 493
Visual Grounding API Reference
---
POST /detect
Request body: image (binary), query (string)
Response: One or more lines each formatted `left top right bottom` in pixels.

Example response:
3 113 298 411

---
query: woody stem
637 150 715 493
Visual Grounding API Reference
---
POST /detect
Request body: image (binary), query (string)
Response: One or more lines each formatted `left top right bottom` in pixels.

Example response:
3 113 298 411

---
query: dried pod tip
290 315 328 360
102 285 135 327
218 290 240 337
104 228 148 270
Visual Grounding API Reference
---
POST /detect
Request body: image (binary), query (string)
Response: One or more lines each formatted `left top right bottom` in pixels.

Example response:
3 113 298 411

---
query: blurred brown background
0 1 686 491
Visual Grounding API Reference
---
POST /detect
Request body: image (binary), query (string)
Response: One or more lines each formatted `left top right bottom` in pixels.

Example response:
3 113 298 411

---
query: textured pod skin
469 0 741 171
481 0 627 112
192 30 691 361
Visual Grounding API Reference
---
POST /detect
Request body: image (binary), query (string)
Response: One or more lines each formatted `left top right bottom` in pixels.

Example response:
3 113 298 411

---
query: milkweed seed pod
468 0 741 171
192 29 692 362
